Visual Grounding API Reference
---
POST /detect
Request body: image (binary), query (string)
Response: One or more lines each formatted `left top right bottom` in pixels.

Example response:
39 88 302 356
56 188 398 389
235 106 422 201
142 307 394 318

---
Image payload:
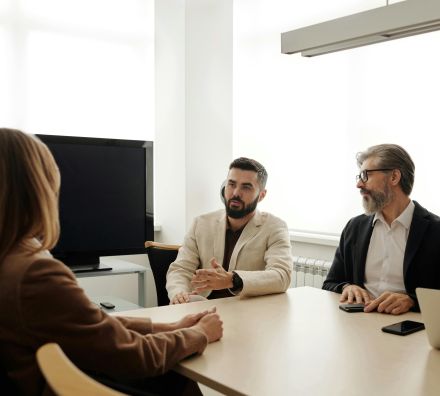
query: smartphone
381 320 425 336
339 303 365 312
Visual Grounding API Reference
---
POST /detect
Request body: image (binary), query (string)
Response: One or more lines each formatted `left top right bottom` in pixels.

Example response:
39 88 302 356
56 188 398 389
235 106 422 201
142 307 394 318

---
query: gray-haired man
323 144 440 314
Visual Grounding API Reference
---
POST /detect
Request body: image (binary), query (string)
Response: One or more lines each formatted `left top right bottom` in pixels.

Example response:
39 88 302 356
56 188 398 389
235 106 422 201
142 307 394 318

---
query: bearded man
323 144 440 314
166 157 293 304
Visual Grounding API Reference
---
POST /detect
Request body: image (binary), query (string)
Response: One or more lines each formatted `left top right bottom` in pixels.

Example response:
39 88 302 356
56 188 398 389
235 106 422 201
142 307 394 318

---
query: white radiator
290 256 332 289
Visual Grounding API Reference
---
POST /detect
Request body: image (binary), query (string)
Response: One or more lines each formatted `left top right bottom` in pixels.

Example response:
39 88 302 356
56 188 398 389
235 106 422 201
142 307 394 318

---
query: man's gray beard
362 185 393 215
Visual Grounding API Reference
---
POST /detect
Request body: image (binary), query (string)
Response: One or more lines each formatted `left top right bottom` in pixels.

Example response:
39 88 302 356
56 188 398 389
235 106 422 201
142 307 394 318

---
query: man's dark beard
225 195 259 219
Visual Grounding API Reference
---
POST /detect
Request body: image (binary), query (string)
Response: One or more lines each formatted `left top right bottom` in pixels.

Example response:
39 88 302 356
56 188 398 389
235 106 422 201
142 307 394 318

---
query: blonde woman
0 128 223 396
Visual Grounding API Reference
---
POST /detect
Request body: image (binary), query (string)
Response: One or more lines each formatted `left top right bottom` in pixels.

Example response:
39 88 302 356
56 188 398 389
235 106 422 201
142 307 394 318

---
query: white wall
155 0 233 243
154 0 187 244
185 0 233 227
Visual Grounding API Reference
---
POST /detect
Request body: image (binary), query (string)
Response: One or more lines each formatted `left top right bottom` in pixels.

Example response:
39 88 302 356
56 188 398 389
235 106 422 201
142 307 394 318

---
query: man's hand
191 258 233 292
340 284 373 304
192 311 223 343
170 291 199 305
364 292 415 315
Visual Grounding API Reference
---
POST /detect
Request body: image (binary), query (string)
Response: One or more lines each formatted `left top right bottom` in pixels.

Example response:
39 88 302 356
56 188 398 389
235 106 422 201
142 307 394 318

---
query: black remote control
100 302 115 309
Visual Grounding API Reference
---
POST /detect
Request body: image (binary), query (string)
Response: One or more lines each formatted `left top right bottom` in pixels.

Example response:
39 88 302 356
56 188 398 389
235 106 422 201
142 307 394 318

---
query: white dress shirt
364 200 415 298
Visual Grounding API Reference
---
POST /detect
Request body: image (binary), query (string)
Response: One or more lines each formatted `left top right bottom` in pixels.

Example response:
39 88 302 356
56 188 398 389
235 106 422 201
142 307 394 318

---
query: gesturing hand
191 258 233 292
364 292 414 315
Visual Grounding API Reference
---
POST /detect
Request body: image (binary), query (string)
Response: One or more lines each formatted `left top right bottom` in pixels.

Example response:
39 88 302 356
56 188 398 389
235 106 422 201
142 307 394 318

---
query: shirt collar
372 200 415 230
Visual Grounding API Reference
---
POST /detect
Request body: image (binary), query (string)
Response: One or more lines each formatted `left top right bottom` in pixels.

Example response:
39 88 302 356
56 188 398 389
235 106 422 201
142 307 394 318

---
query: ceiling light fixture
281 0 440 57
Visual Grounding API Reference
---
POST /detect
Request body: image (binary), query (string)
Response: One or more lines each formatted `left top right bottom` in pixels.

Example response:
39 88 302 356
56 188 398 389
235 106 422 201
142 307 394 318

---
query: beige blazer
166 210 293 300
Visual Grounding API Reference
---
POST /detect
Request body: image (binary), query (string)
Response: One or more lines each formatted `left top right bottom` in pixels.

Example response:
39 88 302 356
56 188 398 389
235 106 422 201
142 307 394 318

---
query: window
0 0 154 140
233 0 440 234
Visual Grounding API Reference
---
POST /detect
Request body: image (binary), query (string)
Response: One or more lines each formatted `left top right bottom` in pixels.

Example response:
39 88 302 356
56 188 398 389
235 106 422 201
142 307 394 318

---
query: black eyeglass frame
356 168 394 183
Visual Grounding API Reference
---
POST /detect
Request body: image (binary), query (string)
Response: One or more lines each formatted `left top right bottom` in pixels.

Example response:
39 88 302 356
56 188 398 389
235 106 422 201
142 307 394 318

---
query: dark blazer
323 201 440 311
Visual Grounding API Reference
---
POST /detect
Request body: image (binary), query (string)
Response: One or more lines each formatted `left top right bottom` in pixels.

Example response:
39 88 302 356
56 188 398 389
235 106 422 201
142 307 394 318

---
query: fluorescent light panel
281 0 440 57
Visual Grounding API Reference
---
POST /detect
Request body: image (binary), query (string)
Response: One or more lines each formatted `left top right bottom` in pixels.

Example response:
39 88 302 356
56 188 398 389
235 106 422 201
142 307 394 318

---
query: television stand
70 263 112 274
73 258 147 307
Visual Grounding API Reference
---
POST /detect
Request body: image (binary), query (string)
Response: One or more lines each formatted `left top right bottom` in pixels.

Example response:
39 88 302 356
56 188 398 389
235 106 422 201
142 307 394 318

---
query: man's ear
391 169 401 186
258 189 267 202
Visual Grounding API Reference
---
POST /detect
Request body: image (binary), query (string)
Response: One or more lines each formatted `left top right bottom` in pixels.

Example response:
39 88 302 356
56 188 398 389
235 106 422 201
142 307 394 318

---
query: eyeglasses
356 168 393 183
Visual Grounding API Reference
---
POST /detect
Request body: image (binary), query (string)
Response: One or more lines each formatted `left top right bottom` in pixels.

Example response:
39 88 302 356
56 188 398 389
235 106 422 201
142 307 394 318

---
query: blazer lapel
354 216 374 284
403 201 430 276
228 211 263 271
213 212 227 265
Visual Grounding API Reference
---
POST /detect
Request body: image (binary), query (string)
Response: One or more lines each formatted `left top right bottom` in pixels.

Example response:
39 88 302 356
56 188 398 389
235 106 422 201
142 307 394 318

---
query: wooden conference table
115 287 440 396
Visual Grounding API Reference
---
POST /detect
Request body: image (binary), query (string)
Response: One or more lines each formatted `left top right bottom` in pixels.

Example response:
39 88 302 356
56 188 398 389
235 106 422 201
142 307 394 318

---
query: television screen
37 134 153 270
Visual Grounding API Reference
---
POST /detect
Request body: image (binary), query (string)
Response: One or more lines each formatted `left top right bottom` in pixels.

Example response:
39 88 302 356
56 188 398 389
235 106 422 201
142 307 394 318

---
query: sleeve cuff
336 282 350 293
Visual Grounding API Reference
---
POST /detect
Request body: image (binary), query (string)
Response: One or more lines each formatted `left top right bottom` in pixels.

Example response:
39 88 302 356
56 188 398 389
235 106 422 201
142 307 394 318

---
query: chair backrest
0 363 18 395
145 241 180 306
36 343 126 396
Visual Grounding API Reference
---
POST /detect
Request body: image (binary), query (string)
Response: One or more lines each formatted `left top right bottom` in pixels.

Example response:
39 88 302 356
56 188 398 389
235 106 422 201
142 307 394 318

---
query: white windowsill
289 230 340 247
155 224 339 247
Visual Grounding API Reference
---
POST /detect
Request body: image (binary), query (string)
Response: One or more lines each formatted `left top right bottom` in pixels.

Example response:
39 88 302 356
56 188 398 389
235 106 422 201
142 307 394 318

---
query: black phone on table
381 320 425 336
339 303 365 312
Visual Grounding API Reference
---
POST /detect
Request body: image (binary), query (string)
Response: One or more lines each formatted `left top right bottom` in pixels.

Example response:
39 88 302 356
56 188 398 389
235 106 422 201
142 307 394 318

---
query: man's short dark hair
229 157 268 189
356 144 415 195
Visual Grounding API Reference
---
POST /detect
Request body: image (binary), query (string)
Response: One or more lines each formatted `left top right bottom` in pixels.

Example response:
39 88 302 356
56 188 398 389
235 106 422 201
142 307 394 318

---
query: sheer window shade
0 0 154 141
233 0 440 234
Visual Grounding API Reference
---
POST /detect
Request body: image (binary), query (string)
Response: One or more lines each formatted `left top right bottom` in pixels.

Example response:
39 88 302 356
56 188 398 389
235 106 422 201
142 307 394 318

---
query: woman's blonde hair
0 128 60 262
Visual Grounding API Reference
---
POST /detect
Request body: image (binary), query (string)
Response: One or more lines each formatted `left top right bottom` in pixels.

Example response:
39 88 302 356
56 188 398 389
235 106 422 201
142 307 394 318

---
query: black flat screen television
37 134 153 272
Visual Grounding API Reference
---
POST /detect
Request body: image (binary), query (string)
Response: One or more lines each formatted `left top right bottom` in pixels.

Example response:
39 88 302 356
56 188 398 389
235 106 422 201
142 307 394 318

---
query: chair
36 343 126 396
1 364 18 395
145 241 181 306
